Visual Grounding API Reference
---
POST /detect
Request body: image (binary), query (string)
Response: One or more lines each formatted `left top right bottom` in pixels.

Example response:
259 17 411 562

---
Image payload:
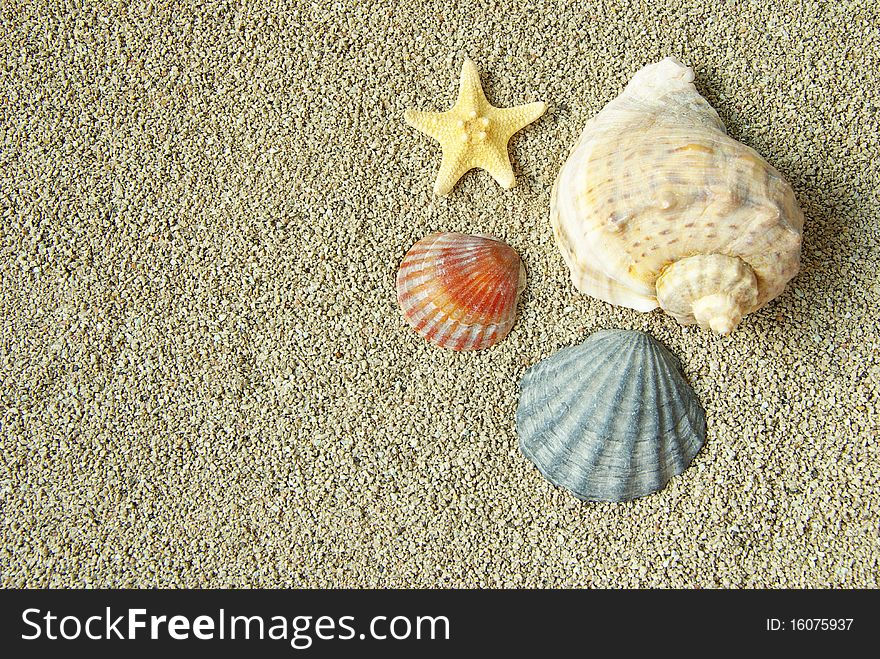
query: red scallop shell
396 233 526 351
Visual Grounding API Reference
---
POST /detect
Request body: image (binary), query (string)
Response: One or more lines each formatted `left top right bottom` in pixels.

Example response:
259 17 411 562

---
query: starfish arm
433 150 472 196
492 101 547 140
404 108 453 142
456 58 490 115
479 143 516 190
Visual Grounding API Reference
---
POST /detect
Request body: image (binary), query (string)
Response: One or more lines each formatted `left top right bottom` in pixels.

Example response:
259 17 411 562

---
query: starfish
405 58 546 196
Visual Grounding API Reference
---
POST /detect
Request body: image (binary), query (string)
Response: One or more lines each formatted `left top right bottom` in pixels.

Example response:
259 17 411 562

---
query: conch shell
550 57 803 334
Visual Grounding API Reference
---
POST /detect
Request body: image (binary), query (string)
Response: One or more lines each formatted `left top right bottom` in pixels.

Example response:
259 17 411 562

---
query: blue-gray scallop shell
517 329 706 502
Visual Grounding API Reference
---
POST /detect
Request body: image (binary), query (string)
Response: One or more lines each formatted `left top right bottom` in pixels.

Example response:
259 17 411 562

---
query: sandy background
2 0 878 587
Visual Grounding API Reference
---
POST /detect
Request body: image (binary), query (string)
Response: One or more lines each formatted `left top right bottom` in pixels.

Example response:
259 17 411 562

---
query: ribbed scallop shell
396 232 526 351
517 330 706 502
550 57 803 330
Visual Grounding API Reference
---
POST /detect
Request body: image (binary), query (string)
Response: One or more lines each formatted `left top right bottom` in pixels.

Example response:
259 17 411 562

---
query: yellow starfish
405 58 546 196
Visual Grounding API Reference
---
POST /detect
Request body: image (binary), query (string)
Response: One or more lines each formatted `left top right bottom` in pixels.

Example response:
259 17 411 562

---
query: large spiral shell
550 57 803 334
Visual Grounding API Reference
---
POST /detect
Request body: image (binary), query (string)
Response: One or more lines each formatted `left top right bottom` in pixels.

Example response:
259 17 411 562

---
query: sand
1 0 878 588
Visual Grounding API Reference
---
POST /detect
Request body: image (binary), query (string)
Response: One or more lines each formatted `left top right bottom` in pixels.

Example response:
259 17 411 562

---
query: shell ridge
644 339 684 435
626 344 664 497
518 375 594 473
461 245 522 326
671 396 707 464
517 376 569 436
529 338 632 428
654 350 705 459
563 335 646 497
654 358 705 481
641 335 703 493
604 340 657 498
517 340 632 489
449 270 496 325
522 332 622 392
656 358 690 487
473 273 510 326
518 333 622 407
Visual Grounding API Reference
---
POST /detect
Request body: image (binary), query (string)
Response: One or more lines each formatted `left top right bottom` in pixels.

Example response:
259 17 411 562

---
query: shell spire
396 232 526 350
550 57 803 334
656 254 758 334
